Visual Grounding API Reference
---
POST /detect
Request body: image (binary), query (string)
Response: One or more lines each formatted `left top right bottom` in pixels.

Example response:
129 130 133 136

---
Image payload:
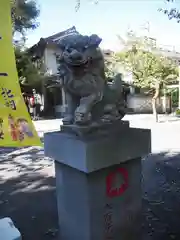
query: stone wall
127 94 171 113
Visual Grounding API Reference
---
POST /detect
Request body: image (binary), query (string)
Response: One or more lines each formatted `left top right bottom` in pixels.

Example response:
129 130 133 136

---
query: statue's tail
110 73 123 94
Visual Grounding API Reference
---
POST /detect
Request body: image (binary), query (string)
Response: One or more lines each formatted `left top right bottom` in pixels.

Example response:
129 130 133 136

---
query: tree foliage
116 32 178 121
104 53 117 79
15 46 43 90
11 0 41 91
159 0 180 22
11 0 40 36
75 0 98 11
76 0 180 23
117 49 178 90
116 32 178 90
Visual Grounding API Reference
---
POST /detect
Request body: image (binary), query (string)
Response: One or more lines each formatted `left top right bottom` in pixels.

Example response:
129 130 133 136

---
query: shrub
175 109 180 115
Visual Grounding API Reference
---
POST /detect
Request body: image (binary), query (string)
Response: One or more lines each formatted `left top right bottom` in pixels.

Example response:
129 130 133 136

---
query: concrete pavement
33 114 180 153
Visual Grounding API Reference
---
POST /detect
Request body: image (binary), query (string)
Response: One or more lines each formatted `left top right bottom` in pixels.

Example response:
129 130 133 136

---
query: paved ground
0 114 180 239
123 114 180 152
33 114 180 152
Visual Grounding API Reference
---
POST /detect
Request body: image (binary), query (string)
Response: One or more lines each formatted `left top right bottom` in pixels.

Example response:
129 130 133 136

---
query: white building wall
44 47 62 75
127 95 171 113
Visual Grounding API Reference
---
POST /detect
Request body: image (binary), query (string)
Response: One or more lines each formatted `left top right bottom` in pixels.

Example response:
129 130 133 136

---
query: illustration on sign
0 0 41 147
106 168 129 198
8 114 34 142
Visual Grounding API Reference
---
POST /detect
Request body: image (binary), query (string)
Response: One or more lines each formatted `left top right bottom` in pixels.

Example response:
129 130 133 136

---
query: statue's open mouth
63 53 88 66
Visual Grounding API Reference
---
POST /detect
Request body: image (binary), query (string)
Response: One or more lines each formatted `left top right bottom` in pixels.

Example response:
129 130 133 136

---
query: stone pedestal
44 122 151 240
0 218 21 240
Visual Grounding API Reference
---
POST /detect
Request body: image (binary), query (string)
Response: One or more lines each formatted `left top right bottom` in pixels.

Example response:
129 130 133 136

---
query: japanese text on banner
0 0 42 147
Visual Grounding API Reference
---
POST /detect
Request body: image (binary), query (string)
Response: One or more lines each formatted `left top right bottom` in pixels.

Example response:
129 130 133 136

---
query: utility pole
140 21 150 36
144 21 150 33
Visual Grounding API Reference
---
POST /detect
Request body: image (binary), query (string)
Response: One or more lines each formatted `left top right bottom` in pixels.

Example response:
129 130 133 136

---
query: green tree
116 32 178 121
11 0 41 92
104 52 117 79
15 46 44 91
11 0 40 36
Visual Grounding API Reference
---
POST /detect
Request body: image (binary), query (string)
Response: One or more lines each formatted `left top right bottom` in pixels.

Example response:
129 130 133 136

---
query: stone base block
44 124 151 240
55 158 141 240
0 217 21 240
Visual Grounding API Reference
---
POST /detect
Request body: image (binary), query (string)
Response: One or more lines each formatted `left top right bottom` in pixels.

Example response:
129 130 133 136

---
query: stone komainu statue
57 33 126 126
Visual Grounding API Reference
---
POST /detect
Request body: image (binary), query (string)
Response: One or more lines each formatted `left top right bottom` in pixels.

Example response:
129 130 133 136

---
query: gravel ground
0 146 180 239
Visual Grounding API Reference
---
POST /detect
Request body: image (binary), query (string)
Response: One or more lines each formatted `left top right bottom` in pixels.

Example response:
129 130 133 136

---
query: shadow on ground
0 148 180 240
0 174 58 240
142 152 180 240
0 147 58 240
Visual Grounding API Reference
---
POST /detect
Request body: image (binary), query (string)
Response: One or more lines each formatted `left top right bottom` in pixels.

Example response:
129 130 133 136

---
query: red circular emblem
106 168 129 198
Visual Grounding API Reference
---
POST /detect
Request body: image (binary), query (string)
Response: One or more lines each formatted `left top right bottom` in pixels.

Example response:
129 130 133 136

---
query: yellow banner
0 0 42 147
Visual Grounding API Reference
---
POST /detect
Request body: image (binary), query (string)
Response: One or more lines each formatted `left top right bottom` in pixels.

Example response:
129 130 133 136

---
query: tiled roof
44 26 79 44
28 26 79 57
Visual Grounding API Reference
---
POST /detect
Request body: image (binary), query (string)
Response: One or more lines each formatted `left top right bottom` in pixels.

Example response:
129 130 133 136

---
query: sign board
0 0 42 147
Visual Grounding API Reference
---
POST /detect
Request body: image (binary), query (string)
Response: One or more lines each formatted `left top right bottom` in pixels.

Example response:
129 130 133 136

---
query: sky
26 0 180 51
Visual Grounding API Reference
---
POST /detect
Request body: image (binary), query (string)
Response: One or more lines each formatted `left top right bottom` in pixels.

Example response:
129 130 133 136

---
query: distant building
29 28 180 116
29 31 130 117
28 26 79 117
29 26 79 75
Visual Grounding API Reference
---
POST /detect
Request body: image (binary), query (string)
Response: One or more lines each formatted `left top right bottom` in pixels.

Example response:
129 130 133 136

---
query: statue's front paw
75 110 91 125
75 112 84 123
62 115 74 125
